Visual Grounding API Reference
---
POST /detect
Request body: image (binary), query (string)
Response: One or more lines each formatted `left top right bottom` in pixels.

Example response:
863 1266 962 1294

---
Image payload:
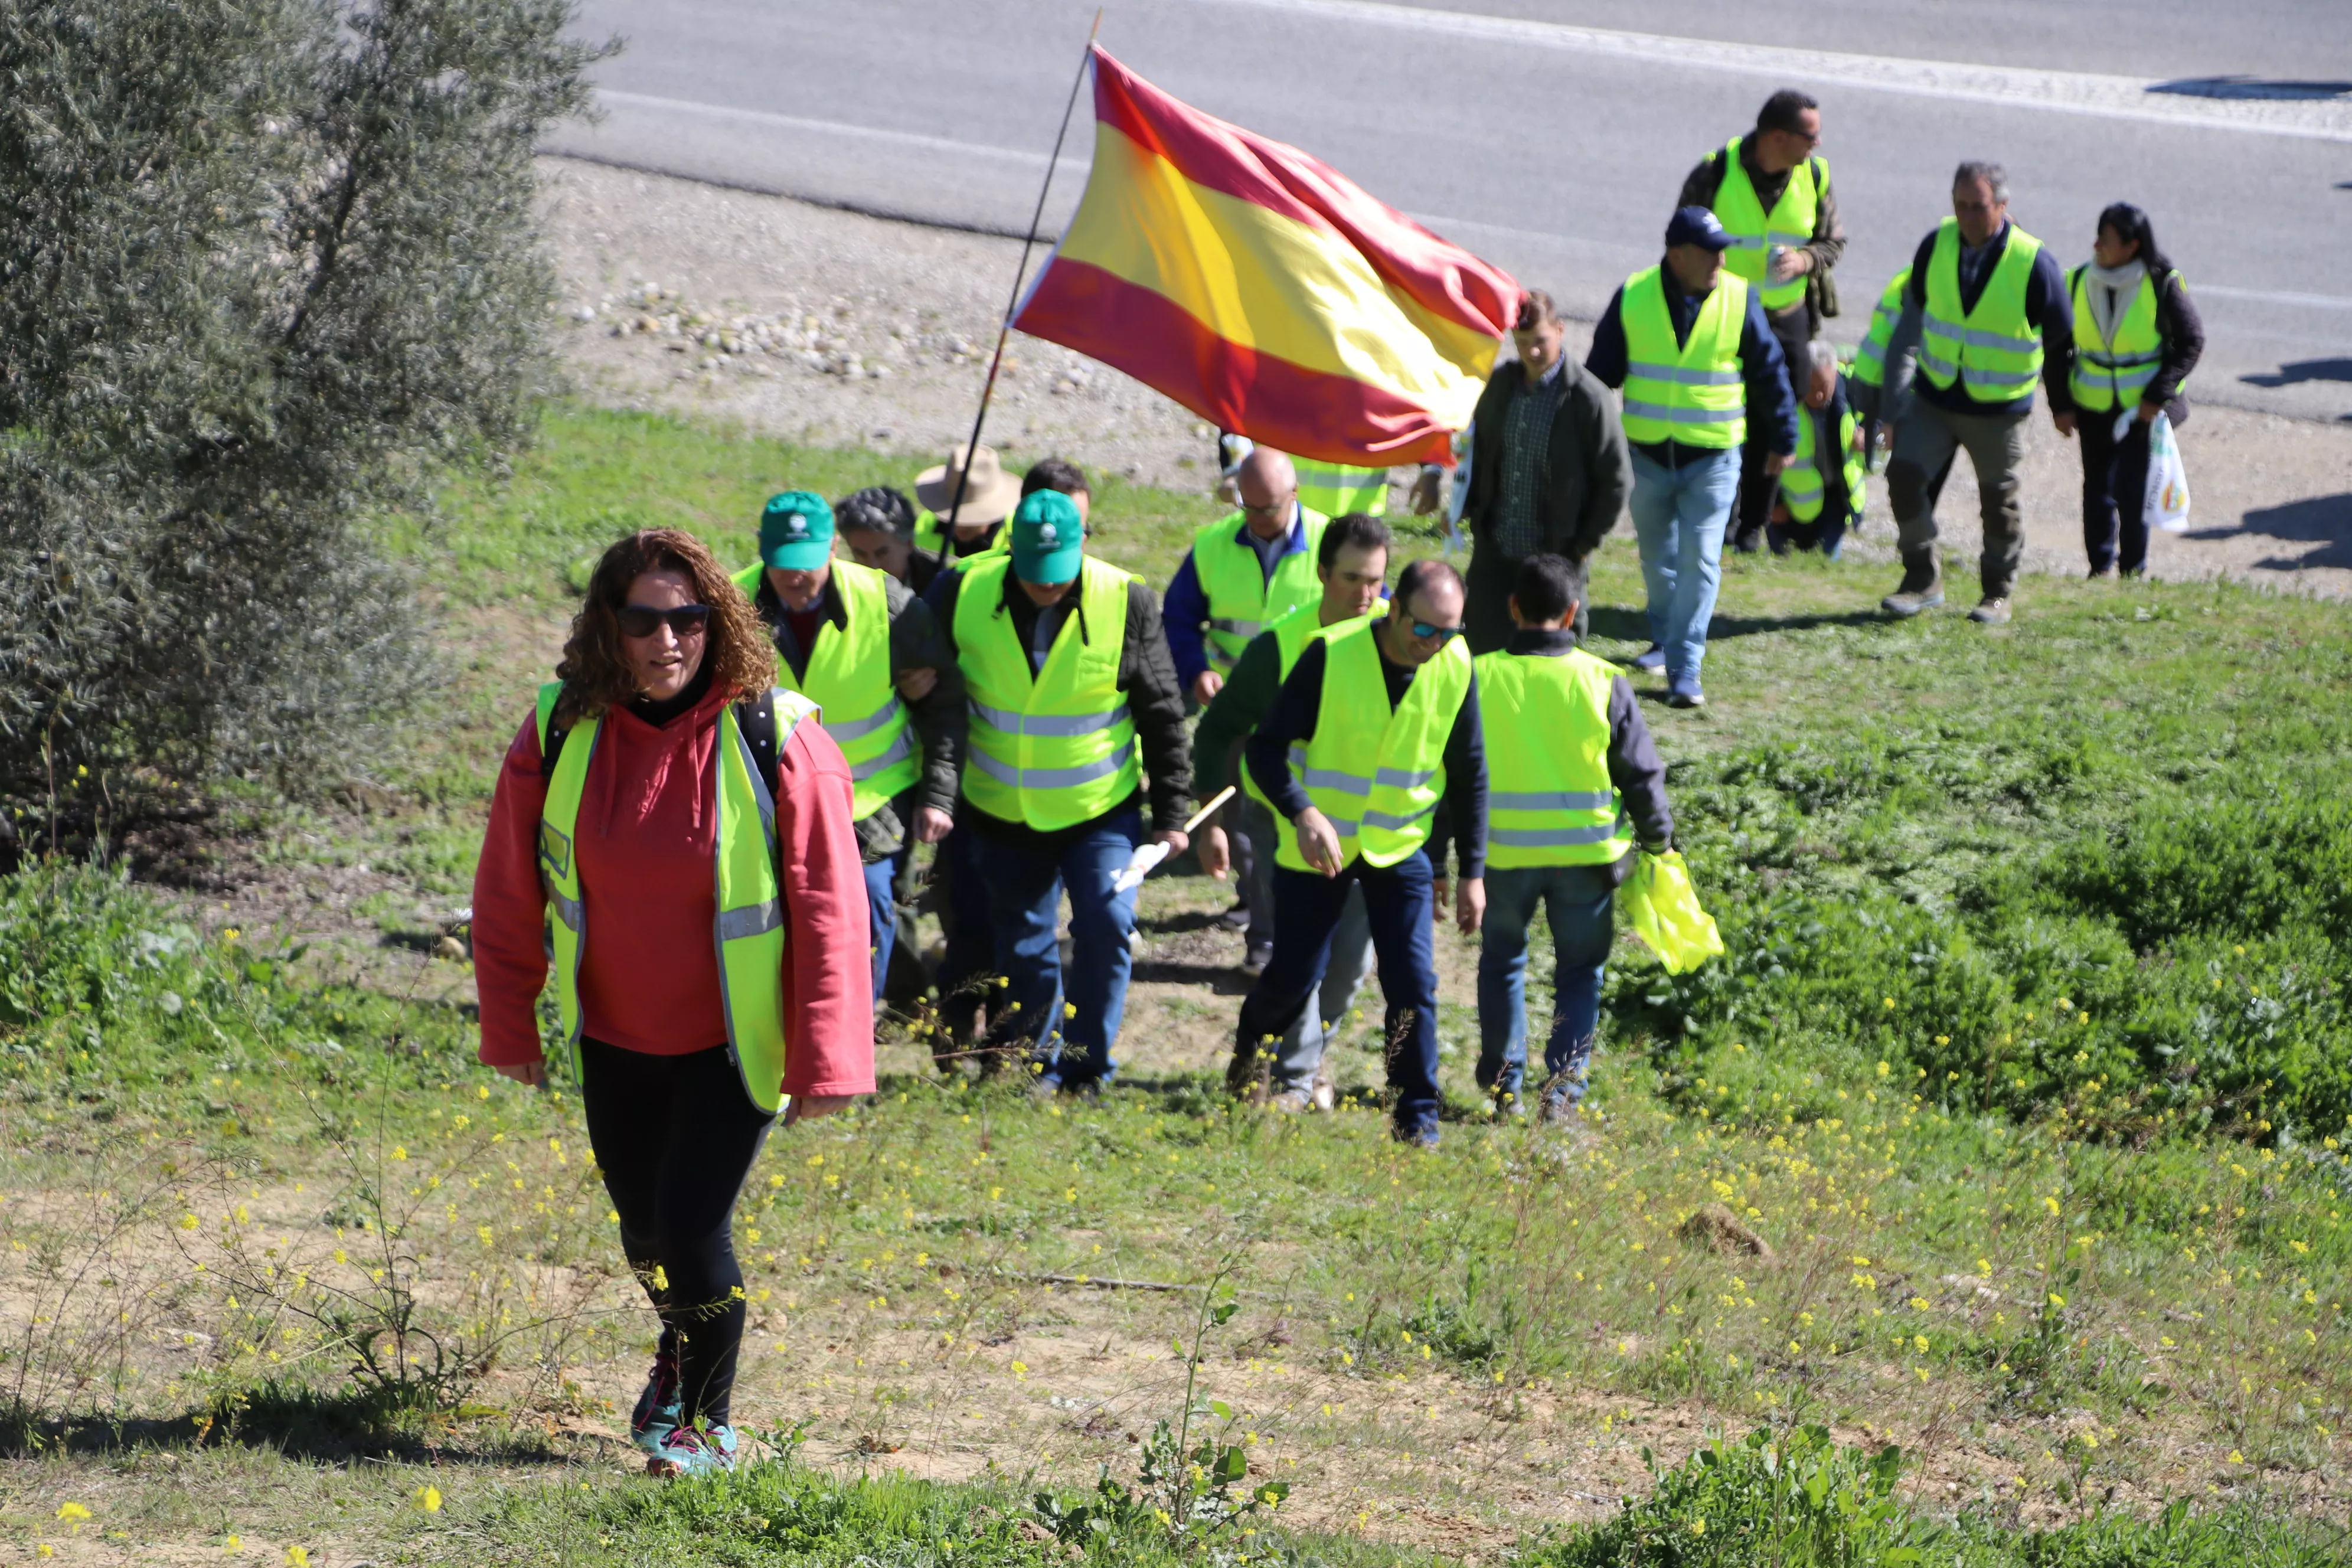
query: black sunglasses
616 603 711 639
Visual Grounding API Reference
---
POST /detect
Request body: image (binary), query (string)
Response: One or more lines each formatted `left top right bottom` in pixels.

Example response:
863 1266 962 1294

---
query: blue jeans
1236 850 1441 1140
968 805 1144 1087
1241 799 1375 1093
1475 864 1617 1109
859 788 919 1002
1630 446 1741 682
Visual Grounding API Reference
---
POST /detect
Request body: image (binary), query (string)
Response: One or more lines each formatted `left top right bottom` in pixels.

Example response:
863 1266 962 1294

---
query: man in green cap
921 490 1193 1095
733 491 962 1004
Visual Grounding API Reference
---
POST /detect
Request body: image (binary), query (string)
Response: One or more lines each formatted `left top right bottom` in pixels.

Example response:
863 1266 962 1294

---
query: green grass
4 401 2352 1561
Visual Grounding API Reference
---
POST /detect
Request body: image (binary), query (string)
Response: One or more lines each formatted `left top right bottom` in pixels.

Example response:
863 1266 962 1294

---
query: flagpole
939 9 1104 534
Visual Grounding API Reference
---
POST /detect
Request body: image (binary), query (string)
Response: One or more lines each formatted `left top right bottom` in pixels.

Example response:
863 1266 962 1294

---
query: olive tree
0 0 603 837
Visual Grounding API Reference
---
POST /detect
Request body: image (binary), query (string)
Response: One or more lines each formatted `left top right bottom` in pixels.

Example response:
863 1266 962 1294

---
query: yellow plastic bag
1620 850 1724 975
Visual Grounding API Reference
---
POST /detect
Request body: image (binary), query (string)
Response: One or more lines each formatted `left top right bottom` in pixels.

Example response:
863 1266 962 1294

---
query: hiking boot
1968 596 2013 626
1218 899 1252 930
1626 644 1668 672
1309 1077 1336 1113
1241 940 1272 976
1224 1046 1266 1101
649 1422 738 1478
1665 675 1706 709
1879 553 1944 619
2088 564 2118 580
628 1348 682 1452
1269 1087 1314 1114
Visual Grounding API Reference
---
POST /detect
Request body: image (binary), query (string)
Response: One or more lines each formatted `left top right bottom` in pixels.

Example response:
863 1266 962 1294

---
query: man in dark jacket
1413 290 1631 654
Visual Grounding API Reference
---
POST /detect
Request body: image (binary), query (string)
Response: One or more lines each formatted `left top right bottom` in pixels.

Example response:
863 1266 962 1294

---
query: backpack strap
536 682 570 780
736 688 781 801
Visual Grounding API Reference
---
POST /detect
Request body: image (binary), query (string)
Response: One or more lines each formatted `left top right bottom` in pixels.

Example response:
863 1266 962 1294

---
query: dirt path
537 155 2352 597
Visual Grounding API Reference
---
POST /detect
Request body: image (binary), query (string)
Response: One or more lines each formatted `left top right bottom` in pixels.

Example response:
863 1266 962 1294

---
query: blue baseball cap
759 491 835 571
1010 490 1085 584
1664 205 1734 252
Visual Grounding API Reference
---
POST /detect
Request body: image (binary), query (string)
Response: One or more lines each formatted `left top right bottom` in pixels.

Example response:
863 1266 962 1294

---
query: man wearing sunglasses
734 492 963 1011
1676 89 1846 554
1237 559 1487 1149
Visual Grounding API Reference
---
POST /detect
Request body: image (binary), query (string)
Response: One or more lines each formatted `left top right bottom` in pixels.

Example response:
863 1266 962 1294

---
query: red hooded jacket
471 681 875 1101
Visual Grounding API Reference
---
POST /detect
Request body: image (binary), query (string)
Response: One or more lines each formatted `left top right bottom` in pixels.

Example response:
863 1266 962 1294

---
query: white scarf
2085 259 2147 344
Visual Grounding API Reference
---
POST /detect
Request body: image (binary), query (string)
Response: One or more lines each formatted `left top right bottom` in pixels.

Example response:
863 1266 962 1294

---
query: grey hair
1804 339 1838 375
1954 161 2010 204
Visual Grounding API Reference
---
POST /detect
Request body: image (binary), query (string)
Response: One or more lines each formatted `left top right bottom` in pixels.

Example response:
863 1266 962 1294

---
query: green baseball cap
759 491 835 571
1010 489 1084 583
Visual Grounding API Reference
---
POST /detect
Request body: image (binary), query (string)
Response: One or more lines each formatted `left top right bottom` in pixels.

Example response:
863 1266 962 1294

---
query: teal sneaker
628 1350 682 1453
649 1422 738 1478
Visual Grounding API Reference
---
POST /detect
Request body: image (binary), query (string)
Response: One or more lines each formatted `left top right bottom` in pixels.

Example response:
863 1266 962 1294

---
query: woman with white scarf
2063 204 2204 577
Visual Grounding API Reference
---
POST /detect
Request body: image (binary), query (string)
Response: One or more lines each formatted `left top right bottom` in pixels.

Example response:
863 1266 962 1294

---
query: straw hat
914 442 1023 524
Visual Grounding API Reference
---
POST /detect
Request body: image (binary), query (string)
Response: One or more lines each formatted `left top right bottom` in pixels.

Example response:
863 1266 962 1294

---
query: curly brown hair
553 530 776 725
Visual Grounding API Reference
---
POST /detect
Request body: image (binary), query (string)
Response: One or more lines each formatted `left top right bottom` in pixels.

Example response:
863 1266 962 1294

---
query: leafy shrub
0 0 602 815
1527 1424 1922 1567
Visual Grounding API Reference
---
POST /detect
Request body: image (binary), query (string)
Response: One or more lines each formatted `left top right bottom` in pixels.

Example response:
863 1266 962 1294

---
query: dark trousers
1731 436 1779 550
1236 850 1443 1139
932 820 994 1060
2079 411 2154 574
580 1039 773 1427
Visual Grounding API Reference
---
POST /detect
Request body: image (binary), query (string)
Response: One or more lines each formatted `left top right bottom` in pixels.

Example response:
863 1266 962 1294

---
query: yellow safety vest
1620 266 1750 449
1852 268 1910 390
1276 619 1472 873
2068 265 2182 413
1190 507 1329 674
1711 139 1824 314
913 509 1012 564
534 682 819 1115
1239 605 1374 812
955 554 1141 830
1474 647 1632 870
1778 398 1862 523
1917 218 2045 404
731 560 918 819
1291 459 1388 517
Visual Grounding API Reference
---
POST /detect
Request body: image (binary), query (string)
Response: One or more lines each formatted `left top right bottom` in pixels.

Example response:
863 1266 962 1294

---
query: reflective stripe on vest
1778 400 1863 524
1620 266 1750 449
1236 606 1377 812
1852 268 1910 390
1474 648 1631 869
954 554 1141 830
1291 458 1388 517
1190 507 1329 673
2067 265 2180 413
1276 620 1472 873
734 560 920 819
1917 219 2045 403
1712 139 1823 313
534 682 819 1115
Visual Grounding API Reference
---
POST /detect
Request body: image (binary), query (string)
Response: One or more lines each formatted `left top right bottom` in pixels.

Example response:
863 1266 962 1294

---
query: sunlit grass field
2 404 2348 1564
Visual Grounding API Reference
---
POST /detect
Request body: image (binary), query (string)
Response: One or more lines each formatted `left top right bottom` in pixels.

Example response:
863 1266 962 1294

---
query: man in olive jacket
1417 290 1632 653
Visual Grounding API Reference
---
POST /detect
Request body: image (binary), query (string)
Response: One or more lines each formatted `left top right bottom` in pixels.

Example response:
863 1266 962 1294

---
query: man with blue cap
922 489 1193 1095
1586 207 1798 709
734 491 963 1005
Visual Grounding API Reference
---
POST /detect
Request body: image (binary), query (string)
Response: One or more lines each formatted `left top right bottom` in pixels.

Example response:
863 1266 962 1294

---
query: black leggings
580 1039 773 1426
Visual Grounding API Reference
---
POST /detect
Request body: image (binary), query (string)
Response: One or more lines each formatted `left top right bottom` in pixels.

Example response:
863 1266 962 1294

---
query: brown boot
1880 551 1945 619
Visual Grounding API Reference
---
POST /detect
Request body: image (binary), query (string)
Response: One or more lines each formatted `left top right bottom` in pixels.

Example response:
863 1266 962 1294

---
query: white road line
1193 0 2352 143
590 90 1092 174
2196 284 2352 311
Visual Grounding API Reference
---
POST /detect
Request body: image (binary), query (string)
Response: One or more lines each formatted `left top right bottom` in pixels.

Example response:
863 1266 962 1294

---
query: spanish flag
1012 47 1520 468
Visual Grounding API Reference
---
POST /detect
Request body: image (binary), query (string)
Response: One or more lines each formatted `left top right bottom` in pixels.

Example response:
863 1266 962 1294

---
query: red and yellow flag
1012 47 1520 468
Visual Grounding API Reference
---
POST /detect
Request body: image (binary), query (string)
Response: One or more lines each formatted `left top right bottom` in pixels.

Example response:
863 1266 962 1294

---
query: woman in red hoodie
472 528 874 1476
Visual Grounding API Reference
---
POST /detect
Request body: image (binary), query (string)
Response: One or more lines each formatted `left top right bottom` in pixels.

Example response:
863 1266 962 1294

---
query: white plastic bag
2128 409 2191 533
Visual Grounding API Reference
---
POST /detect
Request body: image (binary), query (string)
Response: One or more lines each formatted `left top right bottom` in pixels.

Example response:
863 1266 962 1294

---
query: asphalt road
548 0 2352 422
